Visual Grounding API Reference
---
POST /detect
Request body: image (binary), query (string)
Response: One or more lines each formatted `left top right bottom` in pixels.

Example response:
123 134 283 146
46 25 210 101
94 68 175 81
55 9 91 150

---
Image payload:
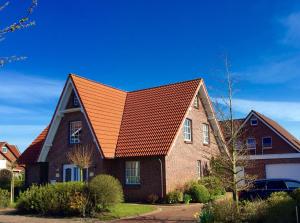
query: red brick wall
243 114 297 155
165 97 220 193
245 158 300 179
25 164 42 185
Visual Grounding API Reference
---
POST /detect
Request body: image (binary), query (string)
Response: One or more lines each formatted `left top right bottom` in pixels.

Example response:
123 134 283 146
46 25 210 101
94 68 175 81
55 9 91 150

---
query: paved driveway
0 203 201 223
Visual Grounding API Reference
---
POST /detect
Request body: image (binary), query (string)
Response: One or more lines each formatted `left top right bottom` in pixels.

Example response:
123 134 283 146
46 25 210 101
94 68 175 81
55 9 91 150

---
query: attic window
193 96 199 108
250 118 258 126
70 121 82 144
262 137 272 148
184 118 192 142
73 95 79 107
2 146 7 153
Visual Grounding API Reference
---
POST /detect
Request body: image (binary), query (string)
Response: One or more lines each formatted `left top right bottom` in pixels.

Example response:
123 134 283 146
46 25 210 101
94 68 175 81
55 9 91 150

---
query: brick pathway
0 203 201 223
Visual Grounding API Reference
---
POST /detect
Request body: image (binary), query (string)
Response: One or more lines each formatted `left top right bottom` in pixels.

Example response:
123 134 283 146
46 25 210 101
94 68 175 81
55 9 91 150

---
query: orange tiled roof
115 79 201 157
71 75 127 158
19 76 202 162
0 142 20 161
18 127 49 164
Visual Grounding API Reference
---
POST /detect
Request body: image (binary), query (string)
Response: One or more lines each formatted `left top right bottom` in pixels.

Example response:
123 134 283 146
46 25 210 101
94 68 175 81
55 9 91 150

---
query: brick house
230 110 300 181
0 142 23 173
18 74 223 201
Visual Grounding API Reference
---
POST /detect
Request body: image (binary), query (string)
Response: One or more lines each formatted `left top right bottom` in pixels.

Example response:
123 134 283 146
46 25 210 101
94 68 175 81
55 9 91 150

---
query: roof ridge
129 78 202 93
69 73 128 93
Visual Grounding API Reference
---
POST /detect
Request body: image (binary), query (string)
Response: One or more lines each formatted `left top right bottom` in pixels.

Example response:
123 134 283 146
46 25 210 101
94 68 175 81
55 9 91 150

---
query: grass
97 203 157 221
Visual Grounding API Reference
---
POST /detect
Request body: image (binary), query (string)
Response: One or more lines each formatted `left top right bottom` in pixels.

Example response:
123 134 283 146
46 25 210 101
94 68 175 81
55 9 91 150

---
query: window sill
125 184 141 189
262 147 272 149
203 143 210 146
184 140 193 144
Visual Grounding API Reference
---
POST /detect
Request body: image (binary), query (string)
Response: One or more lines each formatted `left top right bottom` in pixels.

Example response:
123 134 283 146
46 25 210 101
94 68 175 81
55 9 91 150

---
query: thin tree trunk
10 172 14 204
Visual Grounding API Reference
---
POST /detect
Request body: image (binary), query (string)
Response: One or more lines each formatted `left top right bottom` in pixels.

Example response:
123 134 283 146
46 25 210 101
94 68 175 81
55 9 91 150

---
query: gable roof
115 79 201 157
18 127 49 164
19 75 221 163
0 142 21 162
252 110 300 150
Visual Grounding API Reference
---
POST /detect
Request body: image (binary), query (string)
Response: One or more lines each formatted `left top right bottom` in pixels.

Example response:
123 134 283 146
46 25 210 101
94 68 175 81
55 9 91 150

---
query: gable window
73 95 79 107
250 117 258 126
197 160 202 178
70 121 82 144
183 119 192 142
193 96 199 108
2 146 7 153
203 123 210 145
247 138 256 149
125 161 140 185
262 137 272 148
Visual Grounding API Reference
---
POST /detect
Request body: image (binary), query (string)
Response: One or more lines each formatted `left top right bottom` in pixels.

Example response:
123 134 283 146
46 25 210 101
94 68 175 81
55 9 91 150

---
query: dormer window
73 95 79 107
250 117 258 126
2 146 7 153
193 96 199 108
70 121 82 144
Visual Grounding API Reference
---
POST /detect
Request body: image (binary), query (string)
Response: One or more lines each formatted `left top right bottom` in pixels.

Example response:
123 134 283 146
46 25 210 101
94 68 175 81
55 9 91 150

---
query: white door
266 163 300 181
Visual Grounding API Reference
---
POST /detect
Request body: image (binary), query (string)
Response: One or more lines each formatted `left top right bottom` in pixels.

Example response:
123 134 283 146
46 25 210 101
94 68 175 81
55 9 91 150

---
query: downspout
158 158 164 198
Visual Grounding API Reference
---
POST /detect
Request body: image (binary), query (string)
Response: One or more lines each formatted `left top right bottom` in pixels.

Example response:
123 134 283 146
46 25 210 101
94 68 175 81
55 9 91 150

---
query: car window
267 180 287 190
285 181 300 189
253 181 266 189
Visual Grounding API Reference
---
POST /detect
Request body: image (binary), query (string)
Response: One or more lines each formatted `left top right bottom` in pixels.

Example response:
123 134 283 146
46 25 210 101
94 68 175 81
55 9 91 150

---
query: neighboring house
18 74 223 201
0 142 23 172
228 110 300 182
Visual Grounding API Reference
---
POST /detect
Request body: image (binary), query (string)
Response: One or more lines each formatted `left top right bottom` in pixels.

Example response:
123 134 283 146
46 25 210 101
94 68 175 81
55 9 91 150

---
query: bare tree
211 56 256 207
0 0 37 67
67 144 93 182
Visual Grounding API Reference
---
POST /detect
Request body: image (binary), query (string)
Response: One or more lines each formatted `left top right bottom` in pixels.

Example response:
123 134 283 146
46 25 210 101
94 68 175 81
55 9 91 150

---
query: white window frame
197 160 202 178
70 121 82 144
125 161 140 185
2 146 7 153
193 96 199 108
262 136 272 149
250 117 258 126
183 119 192 142
247 137 256 150
202 123 210 145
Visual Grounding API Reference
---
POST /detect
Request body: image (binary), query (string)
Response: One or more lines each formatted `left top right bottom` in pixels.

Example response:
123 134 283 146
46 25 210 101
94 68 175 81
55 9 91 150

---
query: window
250 117 258 126
247 138 256 149
262 137 272 148
73 95 79 107
197 160 202 178
285 181 300 190
202 123 210 145
193 96 199 108
2 146 7 153
125 161 140 185
70 121 82 144
267 180 287 190
183 119 192 142
63 164 88 182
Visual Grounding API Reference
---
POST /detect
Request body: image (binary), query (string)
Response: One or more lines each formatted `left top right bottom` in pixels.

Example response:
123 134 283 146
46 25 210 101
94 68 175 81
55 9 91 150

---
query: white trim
38 77 103 162
250 117 258 126
234 111 300 153
249 153 300 160
60 107 82 114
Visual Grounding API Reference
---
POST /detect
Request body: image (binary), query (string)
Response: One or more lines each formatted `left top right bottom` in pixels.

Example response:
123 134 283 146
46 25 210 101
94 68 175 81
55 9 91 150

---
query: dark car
239 178 300 200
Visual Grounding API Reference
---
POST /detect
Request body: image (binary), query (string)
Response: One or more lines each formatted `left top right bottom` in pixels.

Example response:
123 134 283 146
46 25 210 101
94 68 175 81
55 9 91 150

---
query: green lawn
97 203 157 221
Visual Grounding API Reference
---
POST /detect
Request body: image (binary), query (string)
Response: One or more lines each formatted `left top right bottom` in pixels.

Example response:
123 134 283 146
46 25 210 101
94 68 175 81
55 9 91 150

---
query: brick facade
165 97 220 192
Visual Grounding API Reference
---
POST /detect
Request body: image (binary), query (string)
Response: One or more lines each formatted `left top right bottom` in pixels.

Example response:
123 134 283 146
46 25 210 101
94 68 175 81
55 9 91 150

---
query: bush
16 182 87 216
0 189 10 208
188 184 210 203
199 204 214 223
291 188 300 205
0 169 12 189
240 200 267 223
211 199 241 223
89 174 123 210
147 193 159 204
166 190 183 204
199 176 225 199
183 194 192 204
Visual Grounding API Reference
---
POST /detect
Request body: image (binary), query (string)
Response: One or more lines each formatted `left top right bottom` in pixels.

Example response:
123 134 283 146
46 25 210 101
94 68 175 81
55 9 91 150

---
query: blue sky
1 0 300 151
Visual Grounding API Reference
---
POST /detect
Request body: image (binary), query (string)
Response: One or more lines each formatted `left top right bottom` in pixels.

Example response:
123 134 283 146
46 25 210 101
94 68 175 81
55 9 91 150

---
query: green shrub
199 176 225 199
16 182 87 216
89 174 123 210
211 199 241 223
291 188 300 205
240 200 267 223
183 194 192 204
0 169 12 190
199 204 214 223
147 193 159 204
0 189 10 208
264 192 297 223
166 190 183 204
188 184 210 203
